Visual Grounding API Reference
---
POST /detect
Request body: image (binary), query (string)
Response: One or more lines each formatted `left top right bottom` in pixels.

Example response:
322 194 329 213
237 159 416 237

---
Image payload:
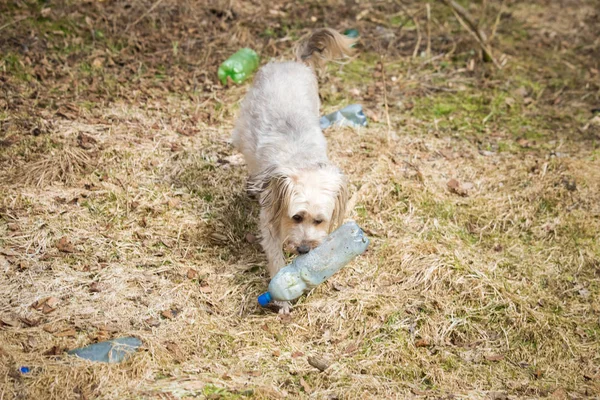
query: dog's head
260 164 348 255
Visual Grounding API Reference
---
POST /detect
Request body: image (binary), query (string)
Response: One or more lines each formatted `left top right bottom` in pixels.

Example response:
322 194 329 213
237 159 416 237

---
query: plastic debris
344 29 359 38
20 367 30 374
320 104 367 129
218 48 259 85
67 337 142 363
258 221 369 305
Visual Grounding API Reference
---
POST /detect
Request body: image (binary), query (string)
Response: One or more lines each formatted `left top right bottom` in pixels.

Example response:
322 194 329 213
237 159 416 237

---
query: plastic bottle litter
67 337 142 363
320 104 368 129
344 29 359 48
258 221 369 306
344 29 359 39
218 48 259 85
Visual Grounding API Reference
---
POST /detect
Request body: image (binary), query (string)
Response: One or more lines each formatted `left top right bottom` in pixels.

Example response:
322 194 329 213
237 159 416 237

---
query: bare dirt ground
1 0 599 399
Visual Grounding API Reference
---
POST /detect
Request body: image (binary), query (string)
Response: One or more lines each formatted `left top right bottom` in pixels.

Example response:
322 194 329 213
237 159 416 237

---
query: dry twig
438 0 501 68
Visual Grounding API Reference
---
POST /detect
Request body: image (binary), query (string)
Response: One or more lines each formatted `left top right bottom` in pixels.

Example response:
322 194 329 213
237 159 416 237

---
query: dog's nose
297 244 310 254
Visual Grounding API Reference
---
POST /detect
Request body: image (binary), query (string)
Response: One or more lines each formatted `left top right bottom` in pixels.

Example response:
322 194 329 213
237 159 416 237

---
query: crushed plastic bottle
258 221 369 306
218 48 259 85
320 104 368 130
67 337 142 363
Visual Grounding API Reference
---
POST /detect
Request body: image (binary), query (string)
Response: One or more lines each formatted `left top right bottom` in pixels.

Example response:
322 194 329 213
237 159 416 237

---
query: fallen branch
438 0 501 68
125 0 164 32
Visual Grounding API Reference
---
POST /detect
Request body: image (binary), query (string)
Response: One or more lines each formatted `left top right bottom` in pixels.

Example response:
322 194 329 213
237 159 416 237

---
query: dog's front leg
259 214 286 277
259 211 292 314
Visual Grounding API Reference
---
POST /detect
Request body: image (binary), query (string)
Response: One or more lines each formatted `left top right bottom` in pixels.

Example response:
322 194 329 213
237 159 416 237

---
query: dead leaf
344 342 359 354
0 317 19 327
504 97 515 107
517 138 531 148
43 345 65 356
46 297 59 308
77 132 97 149
144 317 160 327
583 372 598 381
489 392 509 400
291 351 304 358
32 297 59 314
415 339 430 348
1 248 19 257
485 354 504 362
245 233 256 243
19 316 41 327
43 325 58 333
278 313 292 324
209 232 228 244
54 328 77 337
447 179 469 196
161 309 179 320
332 282 347 291
166 342 184 361
439 148 455 160
447 178 460 191
91 58 104 68
167 198 181 208
523 97 533 105
299 377 312 393
533 368 543 379
89 282 102 293
93 329 110 342
307 355 331 372
56 237 75 253
551 388 568 400
199 285 212 293
364 109 380 123
186 269 198 279
467 58 475 71
247 370 261 377
514 87 528 97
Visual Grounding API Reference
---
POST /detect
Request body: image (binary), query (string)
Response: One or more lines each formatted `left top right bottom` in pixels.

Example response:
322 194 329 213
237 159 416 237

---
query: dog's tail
295 28 356 69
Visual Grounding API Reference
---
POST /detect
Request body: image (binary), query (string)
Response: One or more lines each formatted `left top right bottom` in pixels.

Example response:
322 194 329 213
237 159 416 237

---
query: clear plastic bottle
258 221 369 306
320 104 368 129
218 48 259 85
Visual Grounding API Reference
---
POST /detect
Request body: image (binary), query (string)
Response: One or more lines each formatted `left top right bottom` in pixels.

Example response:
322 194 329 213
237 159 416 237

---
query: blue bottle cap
20 367 30 374
257 292 272 307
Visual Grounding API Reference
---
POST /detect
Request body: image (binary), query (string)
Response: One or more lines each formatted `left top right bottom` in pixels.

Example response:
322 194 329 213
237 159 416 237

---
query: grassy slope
1 0 599 399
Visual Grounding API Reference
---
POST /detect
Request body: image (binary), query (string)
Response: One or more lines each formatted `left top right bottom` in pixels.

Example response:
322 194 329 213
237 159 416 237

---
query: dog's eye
314 219 323 225
292 215 303 223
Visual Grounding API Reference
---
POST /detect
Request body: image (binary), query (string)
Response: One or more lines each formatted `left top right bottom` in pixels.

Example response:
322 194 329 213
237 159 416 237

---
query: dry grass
1 0 600 399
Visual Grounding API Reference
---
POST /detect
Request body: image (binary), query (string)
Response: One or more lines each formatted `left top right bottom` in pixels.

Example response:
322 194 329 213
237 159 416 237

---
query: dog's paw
273 300 292 314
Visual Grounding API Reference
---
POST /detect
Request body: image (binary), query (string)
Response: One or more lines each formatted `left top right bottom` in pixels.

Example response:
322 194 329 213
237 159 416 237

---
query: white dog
232 29 355 312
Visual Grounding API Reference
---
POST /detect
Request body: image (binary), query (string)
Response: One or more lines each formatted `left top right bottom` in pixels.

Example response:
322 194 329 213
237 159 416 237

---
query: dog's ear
260 174 294 233
330 175 348 232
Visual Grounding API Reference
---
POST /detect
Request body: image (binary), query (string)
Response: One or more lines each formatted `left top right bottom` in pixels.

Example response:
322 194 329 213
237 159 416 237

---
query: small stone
307 355 331 372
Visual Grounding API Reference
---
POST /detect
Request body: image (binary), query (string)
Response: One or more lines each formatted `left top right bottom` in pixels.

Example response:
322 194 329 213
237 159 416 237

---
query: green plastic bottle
344 29 359 39
344 29 359 48
218 48 259 85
